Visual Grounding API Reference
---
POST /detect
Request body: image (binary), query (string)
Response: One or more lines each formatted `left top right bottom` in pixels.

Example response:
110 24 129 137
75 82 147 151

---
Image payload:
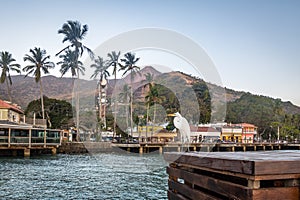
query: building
0 99 24 123
190 125 221 143
221 124 243 143
221 123 257 143
236 123 257 143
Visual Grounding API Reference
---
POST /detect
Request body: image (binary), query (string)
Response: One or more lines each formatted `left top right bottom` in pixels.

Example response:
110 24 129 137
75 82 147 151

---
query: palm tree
142 73 154 141
57 49 85 79
119 52 141 138
119 84 131 135
23 47 55 121
90 56 110 130
107 51 121 139
145 85 160 139
57 20 94 141
56 20 94 58
0 51 21 102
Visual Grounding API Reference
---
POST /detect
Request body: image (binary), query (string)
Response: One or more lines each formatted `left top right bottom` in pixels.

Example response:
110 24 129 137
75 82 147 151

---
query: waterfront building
190 125 221 143
236 123 258 143
221 124 243 142
0 99 24 123
220 123 257 143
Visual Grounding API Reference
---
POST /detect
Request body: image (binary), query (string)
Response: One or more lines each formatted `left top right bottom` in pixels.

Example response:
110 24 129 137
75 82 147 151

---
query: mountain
1 65 300 132
0 75 98 109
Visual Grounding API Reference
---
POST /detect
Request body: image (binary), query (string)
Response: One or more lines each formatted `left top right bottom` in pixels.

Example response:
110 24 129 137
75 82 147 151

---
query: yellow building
221 123 257 143
137 125 164 134
0 99 24 123
221 125 243 142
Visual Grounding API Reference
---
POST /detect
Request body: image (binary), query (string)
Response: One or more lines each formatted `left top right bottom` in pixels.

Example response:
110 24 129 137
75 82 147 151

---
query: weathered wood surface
164 150 300 175
252 187 299 200
168 179 221 200
167 167 251 199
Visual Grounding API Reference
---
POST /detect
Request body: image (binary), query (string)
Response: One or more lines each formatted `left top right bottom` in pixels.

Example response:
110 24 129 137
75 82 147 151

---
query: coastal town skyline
1 0 300 106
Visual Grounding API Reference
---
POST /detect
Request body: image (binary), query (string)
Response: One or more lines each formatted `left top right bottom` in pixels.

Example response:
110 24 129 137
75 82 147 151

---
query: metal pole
277 126 280 142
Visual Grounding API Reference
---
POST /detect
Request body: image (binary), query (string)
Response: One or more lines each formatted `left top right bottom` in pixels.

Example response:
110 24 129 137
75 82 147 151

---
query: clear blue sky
1 0 300 106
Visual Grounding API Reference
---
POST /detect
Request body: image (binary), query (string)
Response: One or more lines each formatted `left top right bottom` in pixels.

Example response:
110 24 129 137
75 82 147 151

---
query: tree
119 52 141 137
25 97 73 129
23 47 55 121
107 51 121 139
142 73 154 141
119 84 131 136
145 85 164 138
57 49 85 78
90 56 110 81
90 56 110 130
57 20 94 141
0 51 21 102
56 20 94 58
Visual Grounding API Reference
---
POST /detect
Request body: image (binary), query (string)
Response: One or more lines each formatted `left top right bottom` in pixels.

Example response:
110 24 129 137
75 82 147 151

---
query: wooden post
254 145 257 151
263 145 266 151
44 129 47 148
29 129 32 148
24 148 30 157
159 146 163 154
243 145 246 152
231 146 235 152
8 128 11 147
193 146 196 151
51 148 57 155
139 146 143 154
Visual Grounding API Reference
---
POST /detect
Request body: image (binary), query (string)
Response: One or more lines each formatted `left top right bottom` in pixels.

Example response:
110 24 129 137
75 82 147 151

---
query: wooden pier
111 142 300 154
164 151 300 200
0 124 62 157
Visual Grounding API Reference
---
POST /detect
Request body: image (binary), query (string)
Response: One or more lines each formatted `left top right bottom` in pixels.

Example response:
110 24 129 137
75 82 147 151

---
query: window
11 129 29 137
0 128 8 136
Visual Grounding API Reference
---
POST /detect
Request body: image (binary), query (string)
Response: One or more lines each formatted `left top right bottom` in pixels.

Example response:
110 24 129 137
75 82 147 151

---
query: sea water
0 153 168 199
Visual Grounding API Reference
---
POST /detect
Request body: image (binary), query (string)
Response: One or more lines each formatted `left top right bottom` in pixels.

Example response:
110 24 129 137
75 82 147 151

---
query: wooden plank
254 160 300 175
167 167 252 199
164 151 300 175
176 163 300 181
164 153 254 174
168 190 189 200
252 187 299 200
169 179 221 200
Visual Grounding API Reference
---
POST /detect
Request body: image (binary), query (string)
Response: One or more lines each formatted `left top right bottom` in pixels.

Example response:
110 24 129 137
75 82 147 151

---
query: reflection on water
0 153 168 199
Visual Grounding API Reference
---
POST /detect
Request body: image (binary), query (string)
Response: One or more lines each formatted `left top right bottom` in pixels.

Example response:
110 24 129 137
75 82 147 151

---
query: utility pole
277 126 280 142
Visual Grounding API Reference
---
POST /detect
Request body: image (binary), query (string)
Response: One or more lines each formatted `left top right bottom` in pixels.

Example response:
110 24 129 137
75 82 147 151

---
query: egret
173 112 191 144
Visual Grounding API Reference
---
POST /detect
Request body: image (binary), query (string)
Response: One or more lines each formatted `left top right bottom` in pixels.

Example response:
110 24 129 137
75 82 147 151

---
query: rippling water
0 153 168 199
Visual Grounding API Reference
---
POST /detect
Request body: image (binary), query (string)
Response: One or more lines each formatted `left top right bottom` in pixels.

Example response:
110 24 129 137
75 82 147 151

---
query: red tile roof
190 126 220 132
0 100 24 114
235 123 257 128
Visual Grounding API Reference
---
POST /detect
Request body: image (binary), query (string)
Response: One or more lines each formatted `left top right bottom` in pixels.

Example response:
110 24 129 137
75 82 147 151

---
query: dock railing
0 126 62 148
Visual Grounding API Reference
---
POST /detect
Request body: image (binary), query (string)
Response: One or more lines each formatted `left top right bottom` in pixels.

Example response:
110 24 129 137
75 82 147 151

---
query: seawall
58 142 113 154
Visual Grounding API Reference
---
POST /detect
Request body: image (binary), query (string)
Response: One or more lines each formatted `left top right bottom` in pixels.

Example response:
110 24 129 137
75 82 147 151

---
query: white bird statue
173 112 191 145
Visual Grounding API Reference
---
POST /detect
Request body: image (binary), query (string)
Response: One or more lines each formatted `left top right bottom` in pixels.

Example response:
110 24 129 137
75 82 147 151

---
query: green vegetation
0 51 21 102
0 19 299 143
25 96 73 129
23 47 55 120
226 93 300 140
119 52 141 137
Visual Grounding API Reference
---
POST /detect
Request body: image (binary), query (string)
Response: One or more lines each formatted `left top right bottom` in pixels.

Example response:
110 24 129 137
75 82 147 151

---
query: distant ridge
0 66 299 119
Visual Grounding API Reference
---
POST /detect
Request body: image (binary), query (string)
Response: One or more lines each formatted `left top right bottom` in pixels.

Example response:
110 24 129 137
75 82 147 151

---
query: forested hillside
0 67 299 139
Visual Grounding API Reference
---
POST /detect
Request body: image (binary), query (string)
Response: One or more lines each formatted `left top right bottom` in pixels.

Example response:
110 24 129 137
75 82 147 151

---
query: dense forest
226 93 300 140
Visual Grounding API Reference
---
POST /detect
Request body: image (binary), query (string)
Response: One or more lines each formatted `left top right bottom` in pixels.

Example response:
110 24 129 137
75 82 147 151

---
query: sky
1 0 300 106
